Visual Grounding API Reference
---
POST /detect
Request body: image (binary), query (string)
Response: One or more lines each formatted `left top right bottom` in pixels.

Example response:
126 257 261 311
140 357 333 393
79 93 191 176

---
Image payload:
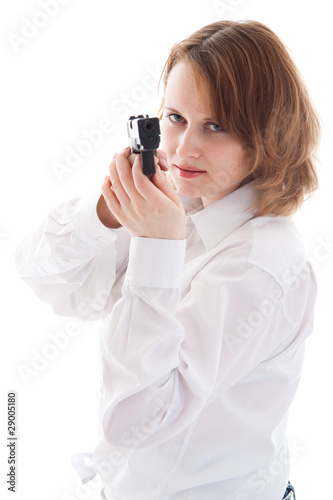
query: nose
176 127 202 159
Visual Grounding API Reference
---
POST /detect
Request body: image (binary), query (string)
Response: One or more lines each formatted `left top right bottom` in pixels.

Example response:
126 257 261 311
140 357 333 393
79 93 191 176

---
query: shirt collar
181 181 259 251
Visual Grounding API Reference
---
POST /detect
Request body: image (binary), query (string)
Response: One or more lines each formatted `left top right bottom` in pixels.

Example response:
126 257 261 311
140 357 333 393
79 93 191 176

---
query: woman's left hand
102 147 186 240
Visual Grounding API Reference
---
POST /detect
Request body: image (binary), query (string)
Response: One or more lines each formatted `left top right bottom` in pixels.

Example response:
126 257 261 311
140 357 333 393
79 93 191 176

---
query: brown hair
158 20 321 216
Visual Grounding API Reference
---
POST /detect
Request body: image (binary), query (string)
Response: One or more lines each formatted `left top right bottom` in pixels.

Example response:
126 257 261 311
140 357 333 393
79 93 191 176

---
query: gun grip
141 150 156 176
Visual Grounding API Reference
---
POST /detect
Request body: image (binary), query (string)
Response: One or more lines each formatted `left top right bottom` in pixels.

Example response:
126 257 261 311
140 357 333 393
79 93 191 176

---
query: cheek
223 144 250 175
234 146 251 176
210 142 250 184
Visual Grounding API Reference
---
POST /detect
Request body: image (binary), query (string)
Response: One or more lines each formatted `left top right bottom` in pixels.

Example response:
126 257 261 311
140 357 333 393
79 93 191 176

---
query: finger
109 152 131 206
152 167 183 207
165 170 177 191
101 174 121 215
128 152 138 166
116 153 147 207
132 156 181 208
156 149 169 171
131 154 152 201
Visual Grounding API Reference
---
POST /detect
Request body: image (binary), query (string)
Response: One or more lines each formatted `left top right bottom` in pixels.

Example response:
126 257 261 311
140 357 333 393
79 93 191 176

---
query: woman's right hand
97 148 179 231
98 150 144 229
98 150 150 229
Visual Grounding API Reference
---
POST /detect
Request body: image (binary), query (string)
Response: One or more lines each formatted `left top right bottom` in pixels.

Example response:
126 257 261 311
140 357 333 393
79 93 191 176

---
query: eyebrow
163 106 218 123
164 106 181 114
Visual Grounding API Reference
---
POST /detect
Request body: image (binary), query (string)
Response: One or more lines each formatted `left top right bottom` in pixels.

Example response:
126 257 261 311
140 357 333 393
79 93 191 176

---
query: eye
167 113 185 123
207 122 223 132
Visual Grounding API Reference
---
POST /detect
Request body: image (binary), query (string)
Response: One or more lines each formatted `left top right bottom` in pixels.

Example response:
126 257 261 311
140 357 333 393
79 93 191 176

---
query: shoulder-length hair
158 20 321 217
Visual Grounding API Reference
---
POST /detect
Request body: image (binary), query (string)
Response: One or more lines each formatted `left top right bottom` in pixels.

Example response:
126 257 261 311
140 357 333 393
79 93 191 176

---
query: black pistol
127 115 161 176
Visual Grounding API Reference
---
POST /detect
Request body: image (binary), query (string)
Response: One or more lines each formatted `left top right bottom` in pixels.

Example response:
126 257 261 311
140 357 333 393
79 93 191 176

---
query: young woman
15 20 320 500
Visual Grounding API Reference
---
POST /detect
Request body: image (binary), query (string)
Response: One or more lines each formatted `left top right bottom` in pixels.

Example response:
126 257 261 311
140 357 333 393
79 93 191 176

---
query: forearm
100 237 187 446
14 193 131 319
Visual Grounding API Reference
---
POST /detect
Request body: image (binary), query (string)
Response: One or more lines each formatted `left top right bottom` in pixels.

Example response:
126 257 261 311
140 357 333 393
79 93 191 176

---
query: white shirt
14 182 316 500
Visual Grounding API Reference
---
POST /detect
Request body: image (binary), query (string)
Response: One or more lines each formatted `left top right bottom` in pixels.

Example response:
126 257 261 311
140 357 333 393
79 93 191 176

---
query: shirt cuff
72 193 125 248
125 237 186 289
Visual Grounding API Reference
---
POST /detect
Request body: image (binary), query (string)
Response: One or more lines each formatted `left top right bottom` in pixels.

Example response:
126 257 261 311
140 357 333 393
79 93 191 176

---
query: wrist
96 195 122 229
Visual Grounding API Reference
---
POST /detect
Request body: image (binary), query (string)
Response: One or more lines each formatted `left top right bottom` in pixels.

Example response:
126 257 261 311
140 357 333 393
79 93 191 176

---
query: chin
175 182 202 199
168 168 204 199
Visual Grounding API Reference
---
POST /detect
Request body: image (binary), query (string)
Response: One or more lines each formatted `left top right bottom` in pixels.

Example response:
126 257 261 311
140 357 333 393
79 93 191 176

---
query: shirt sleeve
14 193 131 320
99 238 316 449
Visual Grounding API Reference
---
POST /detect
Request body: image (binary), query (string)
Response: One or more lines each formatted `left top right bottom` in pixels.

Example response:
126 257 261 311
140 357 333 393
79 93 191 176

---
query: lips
175 165 206 179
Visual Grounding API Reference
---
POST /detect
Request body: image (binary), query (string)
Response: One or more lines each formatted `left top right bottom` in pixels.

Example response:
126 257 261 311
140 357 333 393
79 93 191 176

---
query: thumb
152 166 182 207
156 149 169 171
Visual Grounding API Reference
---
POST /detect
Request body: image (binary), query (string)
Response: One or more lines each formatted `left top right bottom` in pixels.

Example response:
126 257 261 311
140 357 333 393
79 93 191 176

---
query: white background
0 1 332 499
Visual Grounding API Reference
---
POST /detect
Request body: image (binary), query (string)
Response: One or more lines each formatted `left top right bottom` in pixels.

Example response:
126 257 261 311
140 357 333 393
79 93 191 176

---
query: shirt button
61 260 70 265
97 236 107 242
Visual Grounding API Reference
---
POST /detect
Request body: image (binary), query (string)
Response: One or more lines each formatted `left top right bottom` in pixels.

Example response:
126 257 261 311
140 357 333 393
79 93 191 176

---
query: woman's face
160 61 251 207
